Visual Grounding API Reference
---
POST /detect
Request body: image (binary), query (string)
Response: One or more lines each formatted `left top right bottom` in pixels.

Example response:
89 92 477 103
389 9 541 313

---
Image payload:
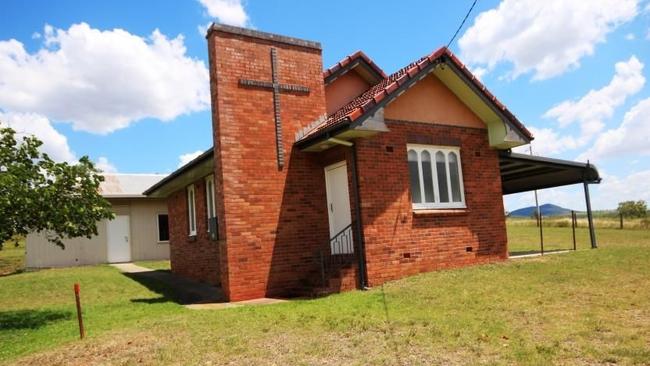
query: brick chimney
206 24 328 301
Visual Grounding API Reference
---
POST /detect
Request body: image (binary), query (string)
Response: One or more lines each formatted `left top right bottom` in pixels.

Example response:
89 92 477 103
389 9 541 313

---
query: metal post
73 283 85 339
350 144 368 289
619 213 623 230
539 212 544 255
529 144 544 255
571 210 576 251
583 182 597 249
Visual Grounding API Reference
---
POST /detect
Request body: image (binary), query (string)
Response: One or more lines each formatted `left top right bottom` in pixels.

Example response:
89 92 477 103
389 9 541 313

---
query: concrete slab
185 297 288 310
111 263 152 273
509 250 572 259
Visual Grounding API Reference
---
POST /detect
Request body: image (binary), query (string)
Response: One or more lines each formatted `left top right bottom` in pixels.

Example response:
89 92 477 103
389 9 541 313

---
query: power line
446 0 478 48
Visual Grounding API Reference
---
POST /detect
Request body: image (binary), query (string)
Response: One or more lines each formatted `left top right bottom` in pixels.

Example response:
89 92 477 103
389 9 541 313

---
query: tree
0 125 114 249
617 200 647 218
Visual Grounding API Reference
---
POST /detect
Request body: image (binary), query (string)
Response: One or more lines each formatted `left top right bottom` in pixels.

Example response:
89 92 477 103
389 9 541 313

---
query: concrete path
509 249 572 259
111 263 225 305
185 297 288 310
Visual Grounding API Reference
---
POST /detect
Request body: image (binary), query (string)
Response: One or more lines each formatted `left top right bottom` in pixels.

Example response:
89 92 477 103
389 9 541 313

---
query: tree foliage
617 200 647 218
0 125 114 249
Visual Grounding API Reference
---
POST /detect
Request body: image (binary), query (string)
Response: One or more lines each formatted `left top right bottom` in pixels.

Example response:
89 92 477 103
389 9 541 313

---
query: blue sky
0 0 649 211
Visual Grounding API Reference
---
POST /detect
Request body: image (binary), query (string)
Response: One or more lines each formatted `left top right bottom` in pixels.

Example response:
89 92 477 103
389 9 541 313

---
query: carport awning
500 151 601 195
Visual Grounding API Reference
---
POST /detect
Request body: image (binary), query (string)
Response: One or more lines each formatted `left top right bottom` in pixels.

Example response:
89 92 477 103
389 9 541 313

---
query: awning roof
500 151 601 195
143 148 214 198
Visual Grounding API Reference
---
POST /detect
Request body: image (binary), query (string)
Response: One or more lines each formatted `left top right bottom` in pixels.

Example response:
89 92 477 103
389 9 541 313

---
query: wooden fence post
74 283 85 339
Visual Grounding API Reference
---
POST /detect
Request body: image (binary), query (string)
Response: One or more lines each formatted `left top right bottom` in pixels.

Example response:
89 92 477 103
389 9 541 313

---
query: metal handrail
330 223 352 242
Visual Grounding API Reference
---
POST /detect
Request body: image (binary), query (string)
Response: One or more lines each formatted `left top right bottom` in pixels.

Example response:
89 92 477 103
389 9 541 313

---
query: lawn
507 218 650 255
1 225 649 365
0 239 25 276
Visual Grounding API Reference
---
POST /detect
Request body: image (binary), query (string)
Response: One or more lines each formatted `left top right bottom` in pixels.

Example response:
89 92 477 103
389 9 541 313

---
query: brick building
144 24 600 302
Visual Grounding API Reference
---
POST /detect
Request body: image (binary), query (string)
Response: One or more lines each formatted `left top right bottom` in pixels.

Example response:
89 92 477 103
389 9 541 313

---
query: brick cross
239 47 310 168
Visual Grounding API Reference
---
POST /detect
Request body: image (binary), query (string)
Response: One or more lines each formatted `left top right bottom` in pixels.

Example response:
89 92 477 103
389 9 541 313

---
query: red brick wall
208 29 329 301
167 177 221 285
357 120 508 286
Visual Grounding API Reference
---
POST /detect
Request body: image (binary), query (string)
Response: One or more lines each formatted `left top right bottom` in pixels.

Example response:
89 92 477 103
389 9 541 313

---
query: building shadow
121 270 225 305
0 309 72 330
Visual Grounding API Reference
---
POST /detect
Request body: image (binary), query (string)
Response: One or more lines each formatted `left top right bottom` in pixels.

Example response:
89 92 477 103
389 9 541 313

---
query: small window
407 144 466 209
187 185 197 236
205 175 216 232
157 214 169 242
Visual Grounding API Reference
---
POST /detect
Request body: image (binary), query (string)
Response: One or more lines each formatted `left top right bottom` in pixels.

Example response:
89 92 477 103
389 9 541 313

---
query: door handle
330 203 334 212
124 236 129 243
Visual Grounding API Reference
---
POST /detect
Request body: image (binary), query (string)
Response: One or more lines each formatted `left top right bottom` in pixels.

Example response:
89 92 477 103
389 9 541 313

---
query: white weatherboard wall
26 198 169 268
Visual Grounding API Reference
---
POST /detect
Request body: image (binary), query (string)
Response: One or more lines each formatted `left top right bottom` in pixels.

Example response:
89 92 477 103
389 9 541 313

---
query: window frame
156 213 170 243
205 175 216 233
187 184 197 236
407 144 466 210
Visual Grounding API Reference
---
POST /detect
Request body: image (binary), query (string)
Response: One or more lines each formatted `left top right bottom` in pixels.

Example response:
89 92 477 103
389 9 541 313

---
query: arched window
448 152 462 203
406 145 466 209
420 151 435 203
407 150 421 204
435 151 449 203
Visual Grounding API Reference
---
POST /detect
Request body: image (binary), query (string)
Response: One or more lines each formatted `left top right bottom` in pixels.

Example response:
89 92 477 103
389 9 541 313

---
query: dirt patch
16 329 190 366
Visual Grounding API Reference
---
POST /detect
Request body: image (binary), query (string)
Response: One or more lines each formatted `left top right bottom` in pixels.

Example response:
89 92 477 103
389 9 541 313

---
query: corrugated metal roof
100 174 167 198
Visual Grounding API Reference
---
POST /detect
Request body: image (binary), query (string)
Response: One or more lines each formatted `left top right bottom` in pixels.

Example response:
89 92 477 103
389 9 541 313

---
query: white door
324 161 354 254
107 215 131 263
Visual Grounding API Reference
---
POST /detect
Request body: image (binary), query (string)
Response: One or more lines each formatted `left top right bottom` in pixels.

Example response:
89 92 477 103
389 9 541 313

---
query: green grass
134 260 171 271
1 225 649 365
0 239 25 276
507 218 650 254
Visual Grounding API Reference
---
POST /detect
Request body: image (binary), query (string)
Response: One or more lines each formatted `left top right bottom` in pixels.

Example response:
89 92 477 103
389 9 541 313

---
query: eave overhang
143 148 214 198
500 151 601 195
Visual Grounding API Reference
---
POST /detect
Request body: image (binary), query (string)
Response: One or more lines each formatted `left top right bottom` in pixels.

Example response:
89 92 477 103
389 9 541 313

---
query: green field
507 218 650 254
1 224 649 365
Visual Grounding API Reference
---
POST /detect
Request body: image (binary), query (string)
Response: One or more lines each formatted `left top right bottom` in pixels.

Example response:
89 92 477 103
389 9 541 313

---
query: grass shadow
0 309 72 330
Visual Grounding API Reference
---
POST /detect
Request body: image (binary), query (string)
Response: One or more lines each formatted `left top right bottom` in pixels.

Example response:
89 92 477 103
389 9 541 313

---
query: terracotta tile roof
304 47 533 144
323 50 387 83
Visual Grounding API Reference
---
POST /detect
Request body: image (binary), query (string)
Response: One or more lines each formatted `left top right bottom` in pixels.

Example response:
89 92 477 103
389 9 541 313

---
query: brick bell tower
206 24 328 301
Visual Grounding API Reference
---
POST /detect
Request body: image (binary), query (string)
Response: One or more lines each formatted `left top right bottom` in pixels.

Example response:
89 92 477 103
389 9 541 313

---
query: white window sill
413 208 469 216
157 240 169 244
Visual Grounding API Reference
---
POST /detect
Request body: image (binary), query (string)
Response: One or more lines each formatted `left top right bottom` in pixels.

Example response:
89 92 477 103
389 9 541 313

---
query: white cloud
0 23 210 134
578 97 650 161
0 111 75 162
513 127 581 156
95 156 117 173
459 0 639 80
593 169 650 208
516 57 645 157
625 33 636 40
198 0 250 27
470 66 487 80
544 56 644 137
178 150 204 168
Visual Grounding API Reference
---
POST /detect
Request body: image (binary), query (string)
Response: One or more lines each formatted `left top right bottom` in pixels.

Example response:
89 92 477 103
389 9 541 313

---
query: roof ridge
323 50 388 82
298 46 532 144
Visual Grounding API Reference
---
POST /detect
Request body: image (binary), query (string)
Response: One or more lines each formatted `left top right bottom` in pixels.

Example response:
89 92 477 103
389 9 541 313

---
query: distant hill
509 204 572 217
